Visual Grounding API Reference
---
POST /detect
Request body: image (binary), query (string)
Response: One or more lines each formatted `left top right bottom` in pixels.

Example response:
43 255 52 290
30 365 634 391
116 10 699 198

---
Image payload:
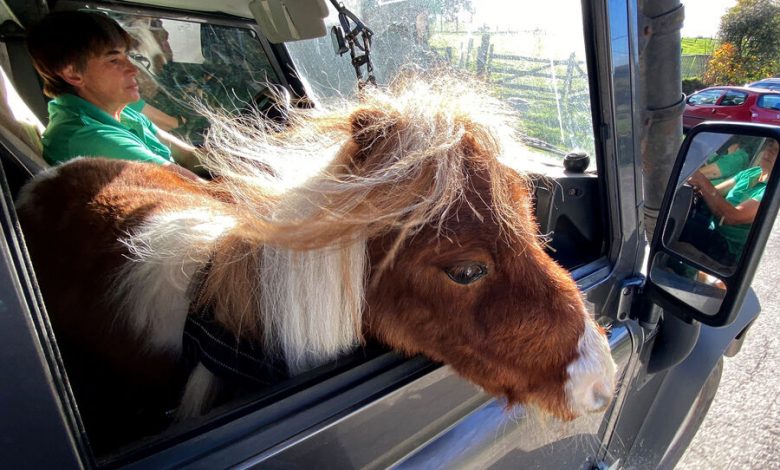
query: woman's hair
27 11 136 98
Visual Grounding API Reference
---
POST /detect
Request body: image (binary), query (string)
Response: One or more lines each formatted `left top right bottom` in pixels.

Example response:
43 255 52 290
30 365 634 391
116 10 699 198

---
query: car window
113 13 279 146
17 1 609 463
757 94 780 111
688 89 723 105
719 90 747 106
287 0 596 172
750 81 780 91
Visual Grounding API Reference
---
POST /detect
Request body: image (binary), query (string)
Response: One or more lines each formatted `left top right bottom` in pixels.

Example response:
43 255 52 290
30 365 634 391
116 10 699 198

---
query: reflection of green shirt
42 94 173 165
706 149 750 185
711 166 765 256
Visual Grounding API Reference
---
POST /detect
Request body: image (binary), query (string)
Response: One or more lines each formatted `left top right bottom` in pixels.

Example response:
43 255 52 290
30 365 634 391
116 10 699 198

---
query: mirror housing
647 122 780 327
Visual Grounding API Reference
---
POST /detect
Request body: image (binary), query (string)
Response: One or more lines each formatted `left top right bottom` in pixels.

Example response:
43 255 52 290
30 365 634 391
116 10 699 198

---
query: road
677 219 780 469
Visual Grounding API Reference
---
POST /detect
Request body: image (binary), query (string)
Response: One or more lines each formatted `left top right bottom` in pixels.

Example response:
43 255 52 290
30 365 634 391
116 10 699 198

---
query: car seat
0 61 48 197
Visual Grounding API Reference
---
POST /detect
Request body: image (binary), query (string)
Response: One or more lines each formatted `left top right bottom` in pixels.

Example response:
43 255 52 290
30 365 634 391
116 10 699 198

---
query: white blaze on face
565 314 617 416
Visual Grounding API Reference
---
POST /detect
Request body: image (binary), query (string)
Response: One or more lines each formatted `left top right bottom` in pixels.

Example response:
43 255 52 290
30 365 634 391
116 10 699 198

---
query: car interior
0 0 608 464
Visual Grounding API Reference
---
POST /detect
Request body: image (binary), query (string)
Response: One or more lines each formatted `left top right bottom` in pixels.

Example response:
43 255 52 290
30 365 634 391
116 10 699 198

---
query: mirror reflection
653 132 778 315
668 133 778 273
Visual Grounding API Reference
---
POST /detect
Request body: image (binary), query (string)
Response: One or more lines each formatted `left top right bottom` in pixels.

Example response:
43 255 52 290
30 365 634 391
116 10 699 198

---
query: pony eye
446 263 488 285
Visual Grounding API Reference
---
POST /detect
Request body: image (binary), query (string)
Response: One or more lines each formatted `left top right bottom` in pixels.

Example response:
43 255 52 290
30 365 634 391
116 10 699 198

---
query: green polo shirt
42 94 174 165
711 166 766 257
705 149 750 185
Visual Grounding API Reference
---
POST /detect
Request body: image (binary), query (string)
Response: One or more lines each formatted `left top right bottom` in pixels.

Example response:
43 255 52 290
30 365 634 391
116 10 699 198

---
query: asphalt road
677 219 780 469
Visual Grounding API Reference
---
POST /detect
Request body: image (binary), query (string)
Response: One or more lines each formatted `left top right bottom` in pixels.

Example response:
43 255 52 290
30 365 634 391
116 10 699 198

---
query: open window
0 0 616 466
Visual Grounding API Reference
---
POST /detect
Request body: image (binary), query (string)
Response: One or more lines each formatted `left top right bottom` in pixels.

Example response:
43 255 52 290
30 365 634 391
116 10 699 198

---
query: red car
683 86 780 131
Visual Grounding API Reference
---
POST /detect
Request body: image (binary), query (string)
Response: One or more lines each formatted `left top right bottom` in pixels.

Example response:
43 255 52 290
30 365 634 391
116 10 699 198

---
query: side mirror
647 122 780 327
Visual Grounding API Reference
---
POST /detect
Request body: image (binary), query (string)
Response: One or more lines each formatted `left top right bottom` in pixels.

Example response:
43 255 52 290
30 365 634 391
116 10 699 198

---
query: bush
682 78 706 95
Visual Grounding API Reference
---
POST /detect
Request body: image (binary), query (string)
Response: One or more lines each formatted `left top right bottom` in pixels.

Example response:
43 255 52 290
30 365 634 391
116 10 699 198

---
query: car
746 77 780 91
0 1 778 469
683 85 780 131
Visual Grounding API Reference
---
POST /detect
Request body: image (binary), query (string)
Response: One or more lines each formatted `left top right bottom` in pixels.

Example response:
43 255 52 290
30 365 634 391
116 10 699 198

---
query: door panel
238 324 634 468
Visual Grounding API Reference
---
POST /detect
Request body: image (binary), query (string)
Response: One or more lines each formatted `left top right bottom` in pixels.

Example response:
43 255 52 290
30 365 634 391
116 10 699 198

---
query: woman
697 139 750 185
684 138 779 264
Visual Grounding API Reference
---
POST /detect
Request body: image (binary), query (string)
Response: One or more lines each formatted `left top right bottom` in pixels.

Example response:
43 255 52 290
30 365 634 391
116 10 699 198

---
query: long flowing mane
121 77 534 373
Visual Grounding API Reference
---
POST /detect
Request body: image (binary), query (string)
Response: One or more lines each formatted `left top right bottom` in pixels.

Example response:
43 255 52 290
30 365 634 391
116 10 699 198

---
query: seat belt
0 20 47 125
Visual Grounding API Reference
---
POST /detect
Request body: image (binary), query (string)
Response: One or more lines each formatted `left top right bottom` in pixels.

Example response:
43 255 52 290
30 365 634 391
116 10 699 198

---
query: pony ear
350 107 400 153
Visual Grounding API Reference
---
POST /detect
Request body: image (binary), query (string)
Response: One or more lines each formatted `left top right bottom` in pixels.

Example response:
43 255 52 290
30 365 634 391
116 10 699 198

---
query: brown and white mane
16 78 615 451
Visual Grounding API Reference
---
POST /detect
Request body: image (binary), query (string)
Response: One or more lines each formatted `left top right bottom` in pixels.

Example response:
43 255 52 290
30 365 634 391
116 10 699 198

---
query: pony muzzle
565 317 617 416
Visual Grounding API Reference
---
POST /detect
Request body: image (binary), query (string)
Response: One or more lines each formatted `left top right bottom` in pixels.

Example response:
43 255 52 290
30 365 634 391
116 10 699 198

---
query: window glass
688 89 723 105
114 14 279 145
758 94 780 110
720 90 747 106
286 0 596 170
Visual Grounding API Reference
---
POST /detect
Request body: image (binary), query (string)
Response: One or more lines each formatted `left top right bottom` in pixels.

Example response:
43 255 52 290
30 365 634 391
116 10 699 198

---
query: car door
752 93 780 125
710 88 750 122
684 88 725 129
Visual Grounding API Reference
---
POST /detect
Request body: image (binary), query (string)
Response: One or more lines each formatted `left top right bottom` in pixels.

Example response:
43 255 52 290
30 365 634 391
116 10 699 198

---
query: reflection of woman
122 16 181 131
685 139 779 263
697 140 750 185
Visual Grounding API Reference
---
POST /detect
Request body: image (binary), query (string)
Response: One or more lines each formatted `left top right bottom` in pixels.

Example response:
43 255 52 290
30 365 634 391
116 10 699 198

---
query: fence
431 33 593 155
682 54 711 79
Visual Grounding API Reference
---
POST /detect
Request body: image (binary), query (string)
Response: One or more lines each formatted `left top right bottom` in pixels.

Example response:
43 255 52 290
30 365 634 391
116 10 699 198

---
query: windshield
286 0 596 168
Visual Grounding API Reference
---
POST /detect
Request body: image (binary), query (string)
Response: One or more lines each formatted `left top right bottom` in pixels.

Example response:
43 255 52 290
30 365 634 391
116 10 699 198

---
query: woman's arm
141 103 179 131
156 129 208 176
689 171 759 225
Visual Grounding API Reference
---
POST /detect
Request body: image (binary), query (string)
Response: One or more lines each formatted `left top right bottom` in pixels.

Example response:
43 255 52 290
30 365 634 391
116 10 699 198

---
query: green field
682 37 717 55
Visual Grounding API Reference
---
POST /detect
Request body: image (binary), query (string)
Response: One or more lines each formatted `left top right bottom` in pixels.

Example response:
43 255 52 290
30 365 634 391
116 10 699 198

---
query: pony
16 79 616 452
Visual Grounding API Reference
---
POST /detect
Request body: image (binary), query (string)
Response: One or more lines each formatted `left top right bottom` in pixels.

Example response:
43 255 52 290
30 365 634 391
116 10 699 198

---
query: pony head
200 77 616 419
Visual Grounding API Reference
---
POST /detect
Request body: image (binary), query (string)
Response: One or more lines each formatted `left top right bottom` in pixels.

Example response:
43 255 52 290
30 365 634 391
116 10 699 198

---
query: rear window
757 94 780 110
750 81 780 91
688 89 722 105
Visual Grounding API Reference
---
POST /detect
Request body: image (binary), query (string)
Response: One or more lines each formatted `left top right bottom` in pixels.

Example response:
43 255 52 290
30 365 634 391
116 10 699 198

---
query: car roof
694 85 780 95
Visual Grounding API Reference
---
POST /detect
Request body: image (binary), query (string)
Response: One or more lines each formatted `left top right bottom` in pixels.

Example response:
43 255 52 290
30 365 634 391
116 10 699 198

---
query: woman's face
760 139 779 171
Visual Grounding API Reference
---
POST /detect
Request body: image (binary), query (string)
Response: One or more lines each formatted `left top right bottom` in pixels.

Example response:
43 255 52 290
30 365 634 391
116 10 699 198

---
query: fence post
486 43 494 75
477 33 490 75
465 37 474 69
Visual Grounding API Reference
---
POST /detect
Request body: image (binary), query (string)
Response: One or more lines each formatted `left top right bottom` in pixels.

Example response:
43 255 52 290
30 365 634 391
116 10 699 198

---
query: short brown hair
27 11 135 98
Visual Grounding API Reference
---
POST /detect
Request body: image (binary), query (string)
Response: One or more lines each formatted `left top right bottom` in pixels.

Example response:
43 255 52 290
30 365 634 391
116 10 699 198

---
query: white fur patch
177 362 219 419
260 240 366 374
565 312 617 416
114 208 236 352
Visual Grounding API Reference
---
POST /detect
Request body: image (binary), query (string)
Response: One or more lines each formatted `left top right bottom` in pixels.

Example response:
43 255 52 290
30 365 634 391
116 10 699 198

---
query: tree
705 0 780 84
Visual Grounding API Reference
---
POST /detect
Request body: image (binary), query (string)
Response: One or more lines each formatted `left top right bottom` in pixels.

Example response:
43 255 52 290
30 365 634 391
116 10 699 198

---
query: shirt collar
50 93 124 125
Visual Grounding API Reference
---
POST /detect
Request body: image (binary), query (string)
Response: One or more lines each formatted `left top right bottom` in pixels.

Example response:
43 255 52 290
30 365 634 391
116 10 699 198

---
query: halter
329 0 376 90
182 264 288 387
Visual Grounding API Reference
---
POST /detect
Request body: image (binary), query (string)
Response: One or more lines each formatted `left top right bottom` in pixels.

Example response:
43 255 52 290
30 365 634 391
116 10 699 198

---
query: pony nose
565 318 617 416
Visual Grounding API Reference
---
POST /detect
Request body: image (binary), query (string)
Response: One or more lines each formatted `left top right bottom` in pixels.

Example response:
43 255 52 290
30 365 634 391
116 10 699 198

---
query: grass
682 37 718 56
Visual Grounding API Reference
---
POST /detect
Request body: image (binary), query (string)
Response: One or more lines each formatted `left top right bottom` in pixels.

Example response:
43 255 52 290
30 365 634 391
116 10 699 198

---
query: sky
463 0 737 41
681 0 737 38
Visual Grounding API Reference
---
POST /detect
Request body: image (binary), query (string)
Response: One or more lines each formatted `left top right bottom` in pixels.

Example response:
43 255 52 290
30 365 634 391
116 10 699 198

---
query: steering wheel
248 85 292 125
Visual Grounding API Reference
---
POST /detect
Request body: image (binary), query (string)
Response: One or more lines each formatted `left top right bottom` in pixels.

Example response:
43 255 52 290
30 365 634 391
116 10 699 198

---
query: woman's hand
688 170 710 193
